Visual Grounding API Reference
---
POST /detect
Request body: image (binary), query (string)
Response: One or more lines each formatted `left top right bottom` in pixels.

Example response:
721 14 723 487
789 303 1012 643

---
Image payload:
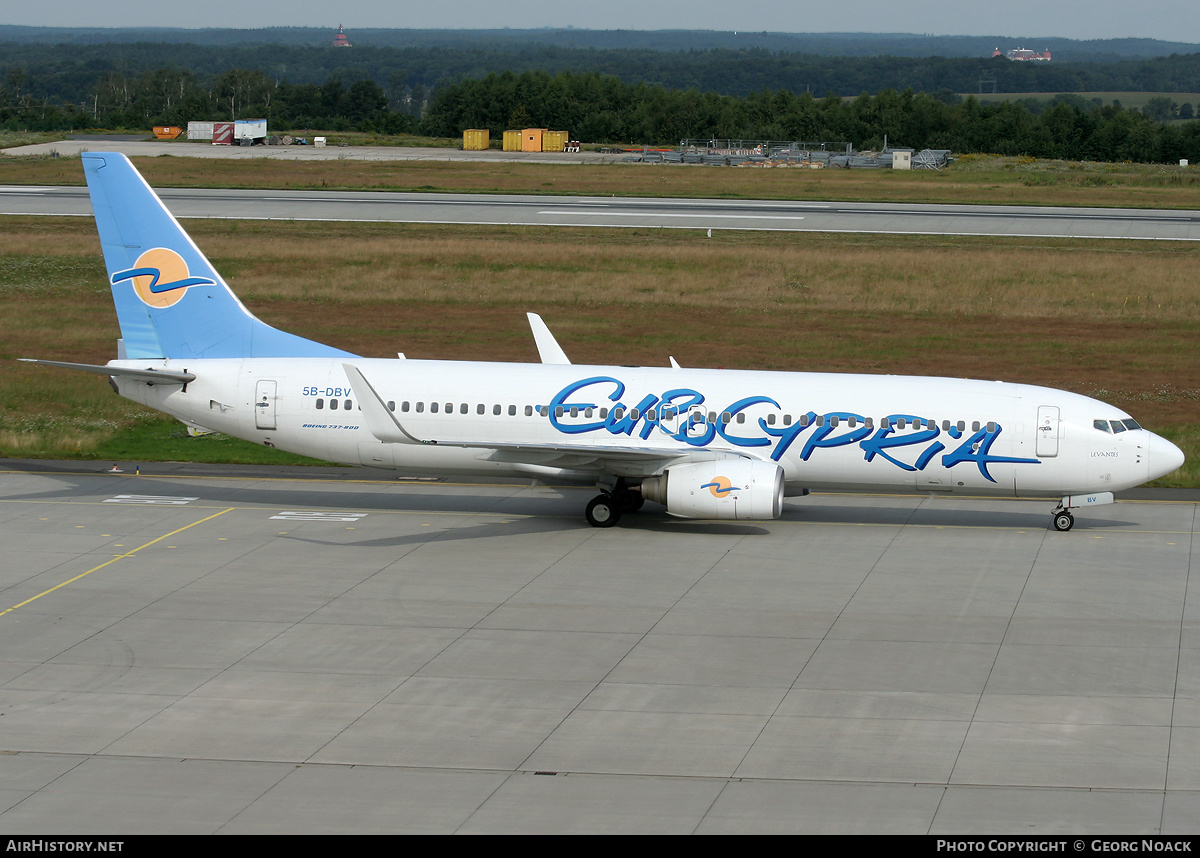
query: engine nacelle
640 460 784 521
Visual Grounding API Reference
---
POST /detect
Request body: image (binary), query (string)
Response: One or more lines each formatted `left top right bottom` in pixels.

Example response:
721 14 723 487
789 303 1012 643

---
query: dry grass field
1 214 1196 484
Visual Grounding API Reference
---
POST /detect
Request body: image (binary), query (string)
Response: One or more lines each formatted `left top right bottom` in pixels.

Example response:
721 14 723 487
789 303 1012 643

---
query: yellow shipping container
522 128 545 152
542 130 569 152
153 126 183 140
503 130 522 151
462 129 490 150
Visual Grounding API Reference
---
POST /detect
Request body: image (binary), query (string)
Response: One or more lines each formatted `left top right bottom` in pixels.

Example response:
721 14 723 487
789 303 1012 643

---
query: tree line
4 63 1200 163
5 40 1200 104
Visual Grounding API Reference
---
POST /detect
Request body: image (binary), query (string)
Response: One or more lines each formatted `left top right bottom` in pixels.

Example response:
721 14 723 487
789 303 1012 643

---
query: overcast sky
4 0 1199 45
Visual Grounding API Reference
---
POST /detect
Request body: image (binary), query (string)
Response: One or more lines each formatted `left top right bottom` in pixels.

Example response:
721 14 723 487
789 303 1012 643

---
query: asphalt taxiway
4 181 1199 241
0 459 1196 833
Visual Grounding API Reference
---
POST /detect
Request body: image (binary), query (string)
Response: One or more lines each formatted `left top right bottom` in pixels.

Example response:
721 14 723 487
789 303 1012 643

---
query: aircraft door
255 380 278 430
1036 406 1060 457
683 405 709 441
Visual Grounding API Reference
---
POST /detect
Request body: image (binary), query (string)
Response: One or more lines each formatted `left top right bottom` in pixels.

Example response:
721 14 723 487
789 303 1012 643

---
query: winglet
669 356 681 369
342 364 430 446
527 313 571 365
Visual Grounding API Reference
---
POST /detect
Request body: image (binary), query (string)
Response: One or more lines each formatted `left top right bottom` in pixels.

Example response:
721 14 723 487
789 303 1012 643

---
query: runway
5 182 1200 240
3 138 1199 240
0 459 1196 833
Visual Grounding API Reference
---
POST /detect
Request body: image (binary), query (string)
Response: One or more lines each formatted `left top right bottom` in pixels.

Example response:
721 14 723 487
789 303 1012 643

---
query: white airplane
24 153 1185 530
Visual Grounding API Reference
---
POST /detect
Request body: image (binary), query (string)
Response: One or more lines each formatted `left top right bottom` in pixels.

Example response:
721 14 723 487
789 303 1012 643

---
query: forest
3 38 1200 162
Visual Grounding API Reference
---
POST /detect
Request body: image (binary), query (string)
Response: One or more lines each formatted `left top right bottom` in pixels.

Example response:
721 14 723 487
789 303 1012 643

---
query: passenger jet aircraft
23 153 1185 530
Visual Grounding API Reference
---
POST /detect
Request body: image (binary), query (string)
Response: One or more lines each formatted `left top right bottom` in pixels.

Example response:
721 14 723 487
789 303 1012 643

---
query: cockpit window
1122 419 1142 431
1094 420 1110 433
1111 420 1126 434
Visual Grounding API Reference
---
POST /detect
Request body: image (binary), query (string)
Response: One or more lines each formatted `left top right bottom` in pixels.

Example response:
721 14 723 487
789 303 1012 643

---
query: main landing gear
584 481 644 528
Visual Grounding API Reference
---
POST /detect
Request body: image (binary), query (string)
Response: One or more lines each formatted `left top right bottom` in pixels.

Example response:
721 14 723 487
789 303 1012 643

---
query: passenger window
957 421 965 432
848 416 856 428
942 420 950 430
799 415 809 427
897 418 906 429
330 399 339 411
585 408 594 418
736 412 746 424
524 406 532 417
720 412 731 424
493 404 501 415
766 414 776 425
416 402 424 413
986 422 996 433
783 415 792 426
461 403 469 414
445 403 452 414
316 399 324 410
387 401 395 412
614 407 625 420
865 417 874 429
708 411 717 423
430 402 439 414
972 421 980 432
555 406 564 418
401 401 410 412
347 400 353 410
570 406 579 418
511 405 518 416
630 409 641 420
646 409 656 420
600 408 608 419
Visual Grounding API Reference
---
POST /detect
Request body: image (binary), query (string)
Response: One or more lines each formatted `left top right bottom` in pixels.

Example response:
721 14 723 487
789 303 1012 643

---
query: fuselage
111 357 1179 499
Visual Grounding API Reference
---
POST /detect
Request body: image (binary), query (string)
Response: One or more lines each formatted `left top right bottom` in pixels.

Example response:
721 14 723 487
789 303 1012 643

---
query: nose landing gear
1049 492 1114 531
1051 508 1075 531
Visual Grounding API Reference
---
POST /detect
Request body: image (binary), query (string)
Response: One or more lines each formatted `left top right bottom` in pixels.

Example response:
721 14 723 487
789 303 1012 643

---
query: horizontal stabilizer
20 359 195 384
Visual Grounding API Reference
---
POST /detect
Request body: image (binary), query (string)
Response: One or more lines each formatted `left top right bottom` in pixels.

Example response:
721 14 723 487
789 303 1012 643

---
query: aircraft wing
343 363 748 477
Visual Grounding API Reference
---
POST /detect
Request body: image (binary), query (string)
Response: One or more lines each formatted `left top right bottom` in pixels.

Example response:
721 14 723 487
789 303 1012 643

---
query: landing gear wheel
618 491 645 513
586 495 622 528
1052 511 1075 532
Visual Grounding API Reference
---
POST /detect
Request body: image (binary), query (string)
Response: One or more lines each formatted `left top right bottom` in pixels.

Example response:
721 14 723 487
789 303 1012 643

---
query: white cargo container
233 119 268 146
186 121 214 142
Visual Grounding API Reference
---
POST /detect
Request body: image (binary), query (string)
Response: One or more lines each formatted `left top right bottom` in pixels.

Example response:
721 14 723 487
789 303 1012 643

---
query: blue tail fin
83 152 356 360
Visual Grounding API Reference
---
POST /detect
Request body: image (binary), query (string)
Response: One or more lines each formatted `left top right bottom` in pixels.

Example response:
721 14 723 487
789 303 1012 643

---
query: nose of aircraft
1147 433 1185 481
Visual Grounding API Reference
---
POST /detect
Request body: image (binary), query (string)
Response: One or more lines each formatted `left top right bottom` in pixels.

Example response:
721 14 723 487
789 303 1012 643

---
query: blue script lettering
541 377 1040 479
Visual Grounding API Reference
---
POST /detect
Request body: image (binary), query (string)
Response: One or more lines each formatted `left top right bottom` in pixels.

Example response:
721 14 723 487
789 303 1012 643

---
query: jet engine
639 460 784 520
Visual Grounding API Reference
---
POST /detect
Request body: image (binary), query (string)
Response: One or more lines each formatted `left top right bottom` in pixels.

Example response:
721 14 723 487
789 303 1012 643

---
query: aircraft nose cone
1147 433 1185 480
